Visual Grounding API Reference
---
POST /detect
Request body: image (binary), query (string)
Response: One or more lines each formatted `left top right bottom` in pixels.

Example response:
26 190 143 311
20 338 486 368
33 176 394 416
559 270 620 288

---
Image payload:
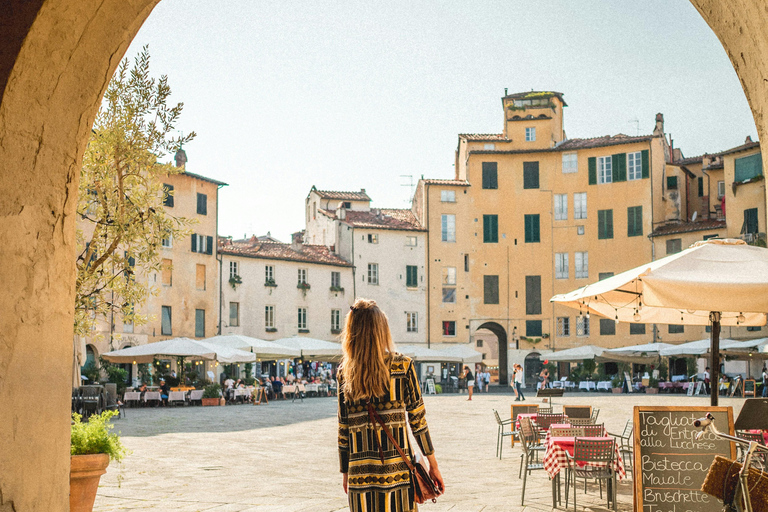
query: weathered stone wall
0 2 158 510
1 0 768 510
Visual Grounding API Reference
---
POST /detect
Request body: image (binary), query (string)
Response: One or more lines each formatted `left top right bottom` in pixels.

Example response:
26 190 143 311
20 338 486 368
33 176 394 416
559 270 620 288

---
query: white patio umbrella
600 342 675 364
203 334 301 360
398 344 464 363
101 337 256 364
428 343 483 363
552 239 768 405
272 336 343 361
538 345 605 362
721 337 768 358
659 338 739 357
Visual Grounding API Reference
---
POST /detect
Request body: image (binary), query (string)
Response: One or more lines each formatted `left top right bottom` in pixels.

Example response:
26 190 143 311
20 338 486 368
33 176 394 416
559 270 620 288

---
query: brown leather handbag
367 403 443 504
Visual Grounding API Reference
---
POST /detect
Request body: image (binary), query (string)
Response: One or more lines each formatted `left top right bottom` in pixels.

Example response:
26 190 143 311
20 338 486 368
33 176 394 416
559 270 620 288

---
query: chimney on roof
174 148 187 168
336 202 346 220
504 88 508 96
654 113 664 136
746 135 753 143
291 231 303 252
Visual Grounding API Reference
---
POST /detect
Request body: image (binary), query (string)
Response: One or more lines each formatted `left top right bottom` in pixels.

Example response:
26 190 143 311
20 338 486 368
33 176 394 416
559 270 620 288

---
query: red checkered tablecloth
543 436 626 480
514 412 538 430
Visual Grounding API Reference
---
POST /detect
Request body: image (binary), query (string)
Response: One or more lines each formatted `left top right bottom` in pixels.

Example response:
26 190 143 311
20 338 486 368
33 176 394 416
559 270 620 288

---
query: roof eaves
180 170 228 186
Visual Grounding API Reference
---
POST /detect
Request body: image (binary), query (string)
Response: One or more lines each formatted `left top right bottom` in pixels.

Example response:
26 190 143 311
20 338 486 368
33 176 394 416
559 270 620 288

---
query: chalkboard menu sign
634 406 735 512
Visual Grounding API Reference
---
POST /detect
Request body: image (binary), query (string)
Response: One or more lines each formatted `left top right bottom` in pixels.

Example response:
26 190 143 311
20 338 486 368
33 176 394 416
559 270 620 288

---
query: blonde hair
340 298 395 402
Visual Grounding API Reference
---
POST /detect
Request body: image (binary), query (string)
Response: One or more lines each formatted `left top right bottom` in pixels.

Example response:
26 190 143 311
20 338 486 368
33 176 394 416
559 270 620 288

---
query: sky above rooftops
126 0 756 242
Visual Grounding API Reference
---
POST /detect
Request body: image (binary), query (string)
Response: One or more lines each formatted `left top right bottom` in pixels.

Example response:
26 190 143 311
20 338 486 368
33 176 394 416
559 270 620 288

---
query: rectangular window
598 209 614 239
161 234 173 248
573 192 587 219
229 302 240 327
442 321 456 337
163 184 174 207
747 326 762 332
557 317 570 337
576 316 590 337
265 305 275 329
440 190 456 202
554 194 568 220
575 251 589 279
718 180 725 198
441 214 456 242
523 161 539 189
525 127 536 142
627 206 643 237
666 238 682 255
526 320 542 337
196 193 207 215
331 271 341 289
698 177 704 197
265 265 274 283
407 312 418 333
464 254 469 272
630 323 646 335
442 267 456 303
161 306 172 335
161 258 172 286
599 272 614 281
298 308 307 330
368 233 378 244
524 214 540 243
483 214 498 243
195 309 205 337
298 268 308 285
667 176 678 190
331 309 341 332
483 275 499 304
668 324 685 334
482 162 498 189
484 143 495 150
744 207 759 234
555 253 569 279
477 340 483 347
406 265 418 288
577 225 585 235
196 264 206 290
525 275 541 315
367 264 378 285
190 233 213 255
406 236 418 246
627 152 642 181
734 153 763 182
562 153 578 173
597 156 612 184
599 318 615 336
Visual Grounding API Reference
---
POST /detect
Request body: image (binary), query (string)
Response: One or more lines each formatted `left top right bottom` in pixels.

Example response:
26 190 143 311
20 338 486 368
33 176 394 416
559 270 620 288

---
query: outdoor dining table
123 391 141 406
578 381 596 391
543 436 626 508
143 391 161 405
596 381 612 391
515 412 537 430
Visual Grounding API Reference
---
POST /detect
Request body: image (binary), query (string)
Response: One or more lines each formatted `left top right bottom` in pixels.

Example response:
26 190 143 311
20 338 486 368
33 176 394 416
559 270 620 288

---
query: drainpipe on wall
425 184 430 348
216 183 224 335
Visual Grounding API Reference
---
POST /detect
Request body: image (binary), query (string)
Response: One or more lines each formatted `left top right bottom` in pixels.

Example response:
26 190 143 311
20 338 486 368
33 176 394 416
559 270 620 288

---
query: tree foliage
75 47 196 337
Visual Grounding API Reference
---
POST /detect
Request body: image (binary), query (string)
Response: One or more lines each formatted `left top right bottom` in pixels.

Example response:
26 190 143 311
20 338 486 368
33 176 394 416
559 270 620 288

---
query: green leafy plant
658 360 669 381
611 375 624 388
648 377 659 388
685 357 698 377
202 384 221 399
81 361 101 384
71 410 129 462
582 359 597 377
99 357 129 395
330 286 344 292
434 384 442 394
265 278 277 287
229 274 242 290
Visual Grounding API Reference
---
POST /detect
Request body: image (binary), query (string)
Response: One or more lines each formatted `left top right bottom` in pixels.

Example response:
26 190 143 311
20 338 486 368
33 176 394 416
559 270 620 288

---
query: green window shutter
523 161 539 189
482 162 498 189
667 176 678 190
588 157 597 185
618 153 627 181
607 209 613 238
492 215 498 242
598 210 605 239
698 177 704 197
206 236 213 255
641 150 650 179
525 320 542 337
744 208 759 234
598 210 614 239
483 215 498 243
483 275 499 304
734 153 763 182
611 154 621 183
534 215 540 242
406 266 418 287
191 234 197 252
525 276 541 314
524 214 539 243
628 206 642 237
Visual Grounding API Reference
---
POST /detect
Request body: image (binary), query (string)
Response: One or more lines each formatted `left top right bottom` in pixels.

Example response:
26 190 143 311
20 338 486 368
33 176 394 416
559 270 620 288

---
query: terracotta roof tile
716 140 760 157
311 186 371 201
648 219 726 238
469 134 654 155
502 90 568 107
328 208 425 231
218 237 352 267
421 179 470 186
458 133 511 141
180 170 228 186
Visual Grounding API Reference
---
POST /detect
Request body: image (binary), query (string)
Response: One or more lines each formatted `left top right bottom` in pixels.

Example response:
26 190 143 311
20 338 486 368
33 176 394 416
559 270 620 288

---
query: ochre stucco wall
1 0 768 510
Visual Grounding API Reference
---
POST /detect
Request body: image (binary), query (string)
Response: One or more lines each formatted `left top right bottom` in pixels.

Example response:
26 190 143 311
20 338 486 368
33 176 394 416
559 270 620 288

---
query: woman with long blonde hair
338 298 444 511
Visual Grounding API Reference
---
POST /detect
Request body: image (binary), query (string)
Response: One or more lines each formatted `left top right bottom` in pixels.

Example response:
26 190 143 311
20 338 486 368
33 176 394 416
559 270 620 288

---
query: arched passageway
2 1 768 509
477 322 507 385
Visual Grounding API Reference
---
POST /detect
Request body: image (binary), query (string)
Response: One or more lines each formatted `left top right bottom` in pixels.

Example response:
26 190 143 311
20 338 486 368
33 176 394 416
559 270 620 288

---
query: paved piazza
94 392 748 512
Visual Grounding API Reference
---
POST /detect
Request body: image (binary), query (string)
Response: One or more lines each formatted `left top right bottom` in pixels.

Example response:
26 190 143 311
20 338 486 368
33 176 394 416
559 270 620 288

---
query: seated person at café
223 375 235 401
272 376 283 396
138 382 148 396
159 379 170 406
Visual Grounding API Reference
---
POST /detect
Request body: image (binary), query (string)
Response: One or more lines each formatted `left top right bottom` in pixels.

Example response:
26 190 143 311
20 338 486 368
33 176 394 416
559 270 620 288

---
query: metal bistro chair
518 417 547 506
493 409 514 459
569 418 594 427
565 437 617 511
79 386 103 419
104 383 124 419
581 423 606 437
511 404 539 447
591 408 600 423
536 413 566 440
608 419 634 471
551 427 585 437
189 389 204 405
563 405 592 419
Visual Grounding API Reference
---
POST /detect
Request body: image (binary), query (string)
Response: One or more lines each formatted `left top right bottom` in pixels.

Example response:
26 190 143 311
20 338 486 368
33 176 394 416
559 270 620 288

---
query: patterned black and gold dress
338 353 434 512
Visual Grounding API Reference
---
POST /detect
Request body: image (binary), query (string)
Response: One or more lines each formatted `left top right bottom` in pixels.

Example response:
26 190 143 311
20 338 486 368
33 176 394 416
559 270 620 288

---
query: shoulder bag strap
367 402 416 473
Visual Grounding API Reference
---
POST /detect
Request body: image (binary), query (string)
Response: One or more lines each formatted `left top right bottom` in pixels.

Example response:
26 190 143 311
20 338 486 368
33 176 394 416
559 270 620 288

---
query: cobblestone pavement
94 392 747 512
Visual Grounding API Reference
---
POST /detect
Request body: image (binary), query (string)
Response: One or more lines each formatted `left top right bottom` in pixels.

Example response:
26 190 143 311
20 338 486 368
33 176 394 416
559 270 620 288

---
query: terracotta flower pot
646 388 659 394
612 388 623 394
201 398 219 406
70 453 110 512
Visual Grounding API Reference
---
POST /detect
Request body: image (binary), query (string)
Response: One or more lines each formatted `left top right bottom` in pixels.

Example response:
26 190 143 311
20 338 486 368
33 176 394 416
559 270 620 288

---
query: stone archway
477 322 508 385
2 1 768 509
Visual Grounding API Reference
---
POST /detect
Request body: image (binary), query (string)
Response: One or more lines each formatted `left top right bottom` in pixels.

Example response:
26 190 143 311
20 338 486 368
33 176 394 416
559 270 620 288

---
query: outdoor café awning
428 343 483 363
721 337 768 359
600 342 674 363
398 344 464 363
203 334 300 360
659 338 738 357
102 337 256 364
272 336 343 361
539 345 605 362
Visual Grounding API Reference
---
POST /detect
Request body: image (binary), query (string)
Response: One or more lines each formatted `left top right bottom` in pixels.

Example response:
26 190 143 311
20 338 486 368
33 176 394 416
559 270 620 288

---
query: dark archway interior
478 322 507 385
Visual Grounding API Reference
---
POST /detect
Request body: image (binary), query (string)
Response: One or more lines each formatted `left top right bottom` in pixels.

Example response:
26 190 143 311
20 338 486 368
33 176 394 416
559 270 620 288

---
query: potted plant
202 383 222 406
70 410 128 512
646 377 659 394
229 274 242 290
611 375 624 393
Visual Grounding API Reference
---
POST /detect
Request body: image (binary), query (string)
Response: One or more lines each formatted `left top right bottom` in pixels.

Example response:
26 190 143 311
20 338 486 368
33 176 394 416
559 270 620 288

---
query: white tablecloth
596 381 612 391
124 391 140 401
578 381 596 391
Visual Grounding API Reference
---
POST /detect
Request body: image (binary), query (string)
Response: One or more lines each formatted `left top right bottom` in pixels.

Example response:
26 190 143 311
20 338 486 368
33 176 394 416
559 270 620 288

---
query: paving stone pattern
94 392 746 512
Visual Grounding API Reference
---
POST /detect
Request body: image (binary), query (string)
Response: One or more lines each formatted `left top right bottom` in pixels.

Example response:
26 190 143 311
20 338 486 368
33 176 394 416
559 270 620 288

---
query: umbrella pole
710 312 721 407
